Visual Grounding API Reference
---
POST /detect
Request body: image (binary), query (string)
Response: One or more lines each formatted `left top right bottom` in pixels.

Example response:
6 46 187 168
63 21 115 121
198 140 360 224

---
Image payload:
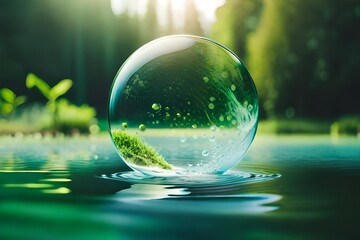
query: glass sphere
108 35 258 176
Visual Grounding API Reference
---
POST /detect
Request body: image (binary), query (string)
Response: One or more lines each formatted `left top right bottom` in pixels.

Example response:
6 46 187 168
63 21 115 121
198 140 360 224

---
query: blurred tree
247 0 360 118
184 0 203 35
2 0 358 120
0 0 140 116
246 0 288 118
211 0 263 58
166 1 174 34
141 0 159 43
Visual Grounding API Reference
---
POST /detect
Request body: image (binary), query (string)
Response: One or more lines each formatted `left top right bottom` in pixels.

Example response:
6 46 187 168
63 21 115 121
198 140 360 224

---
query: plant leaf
26 73 51 99
0 88 15 103
45 100 55 111
0 102 13 115
14 96 27 107
49 79 73 101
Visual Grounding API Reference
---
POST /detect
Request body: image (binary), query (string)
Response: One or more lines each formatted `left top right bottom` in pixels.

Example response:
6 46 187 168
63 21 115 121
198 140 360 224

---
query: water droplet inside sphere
139 124 146 131
179 136 187 143
152 103 161 111
221 71 229 78
208 103 215 109
202 150 209 157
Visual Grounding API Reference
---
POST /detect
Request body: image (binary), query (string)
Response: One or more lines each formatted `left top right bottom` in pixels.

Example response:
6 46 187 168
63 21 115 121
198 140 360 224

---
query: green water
0 135 359 239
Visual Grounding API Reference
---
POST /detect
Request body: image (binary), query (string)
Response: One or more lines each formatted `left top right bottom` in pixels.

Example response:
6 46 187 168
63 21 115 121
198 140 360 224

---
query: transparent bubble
202 150 209 157
108 35 258 176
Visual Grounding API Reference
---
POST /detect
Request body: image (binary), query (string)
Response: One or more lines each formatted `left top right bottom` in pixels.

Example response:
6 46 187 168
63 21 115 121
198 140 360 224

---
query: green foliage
49 80 73 101
25 73 50 99
55 99 97 133
112 130 172 170
247 0 289 118
25 73 96 133
211 0 263 58
331 116 360 136
1 88 16 103
0 88 26 116
246 0 360 118
26 73 73 126
258 118 331 134
26 73 73 102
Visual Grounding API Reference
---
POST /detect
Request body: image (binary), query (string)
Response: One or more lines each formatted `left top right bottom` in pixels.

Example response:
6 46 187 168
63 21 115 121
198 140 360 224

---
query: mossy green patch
112 130 172 170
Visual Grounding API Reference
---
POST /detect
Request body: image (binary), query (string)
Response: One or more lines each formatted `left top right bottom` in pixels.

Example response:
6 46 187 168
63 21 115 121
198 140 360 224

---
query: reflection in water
101 170 282 215
41 178 72 182
1 171 72 195
116 184 190 200
115 183 281 215
3 183 54 188
0 137 106 196
0 170 51 173
42 187 71 194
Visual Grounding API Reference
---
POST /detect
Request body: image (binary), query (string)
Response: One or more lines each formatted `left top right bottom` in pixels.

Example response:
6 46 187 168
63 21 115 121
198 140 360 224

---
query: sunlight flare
111 0 225 33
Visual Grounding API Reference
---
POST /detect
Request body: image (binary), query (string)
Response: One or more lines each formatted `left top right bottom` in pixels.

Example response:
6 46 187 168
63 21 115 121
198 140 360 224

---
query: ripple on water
99 171 282 215
99 170 281 193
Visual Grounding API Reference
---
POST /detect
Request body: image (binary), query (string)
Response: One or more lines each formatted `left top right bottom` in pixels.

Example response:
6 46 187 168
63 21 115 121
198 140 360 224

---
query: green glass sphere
109 35 258 176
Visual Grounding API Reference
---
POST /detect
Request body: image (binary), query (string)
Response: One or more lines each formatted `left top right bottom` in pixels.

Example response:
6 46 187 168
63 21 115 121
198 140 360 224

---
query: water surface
0 135 359 239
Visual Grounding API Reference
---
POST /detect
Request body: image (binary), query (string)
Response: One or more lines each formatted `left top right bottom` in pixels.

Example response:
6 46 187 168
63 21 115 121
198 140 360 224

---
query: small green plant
112 130 172 170
26 73 73 128
25 73 97 134
0 88 26 116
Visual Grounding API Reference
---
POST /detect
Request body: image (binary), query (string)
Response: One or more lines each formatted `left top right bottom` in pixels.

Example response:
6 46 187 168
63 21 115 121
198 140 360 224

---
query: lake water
0 134 359 239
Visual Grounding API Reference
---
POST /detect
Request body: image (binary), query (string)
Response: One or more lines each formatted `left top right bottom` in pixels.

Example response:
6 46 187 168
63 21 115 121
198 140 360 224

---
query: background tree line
1 0 359 119
213 0 360 119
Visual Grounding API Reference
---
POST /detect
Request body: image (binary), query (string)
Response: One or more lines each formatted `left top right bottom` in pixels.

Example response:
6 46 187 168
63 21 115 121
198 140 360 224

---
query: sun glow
111 0 225 33
193 0 226 32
